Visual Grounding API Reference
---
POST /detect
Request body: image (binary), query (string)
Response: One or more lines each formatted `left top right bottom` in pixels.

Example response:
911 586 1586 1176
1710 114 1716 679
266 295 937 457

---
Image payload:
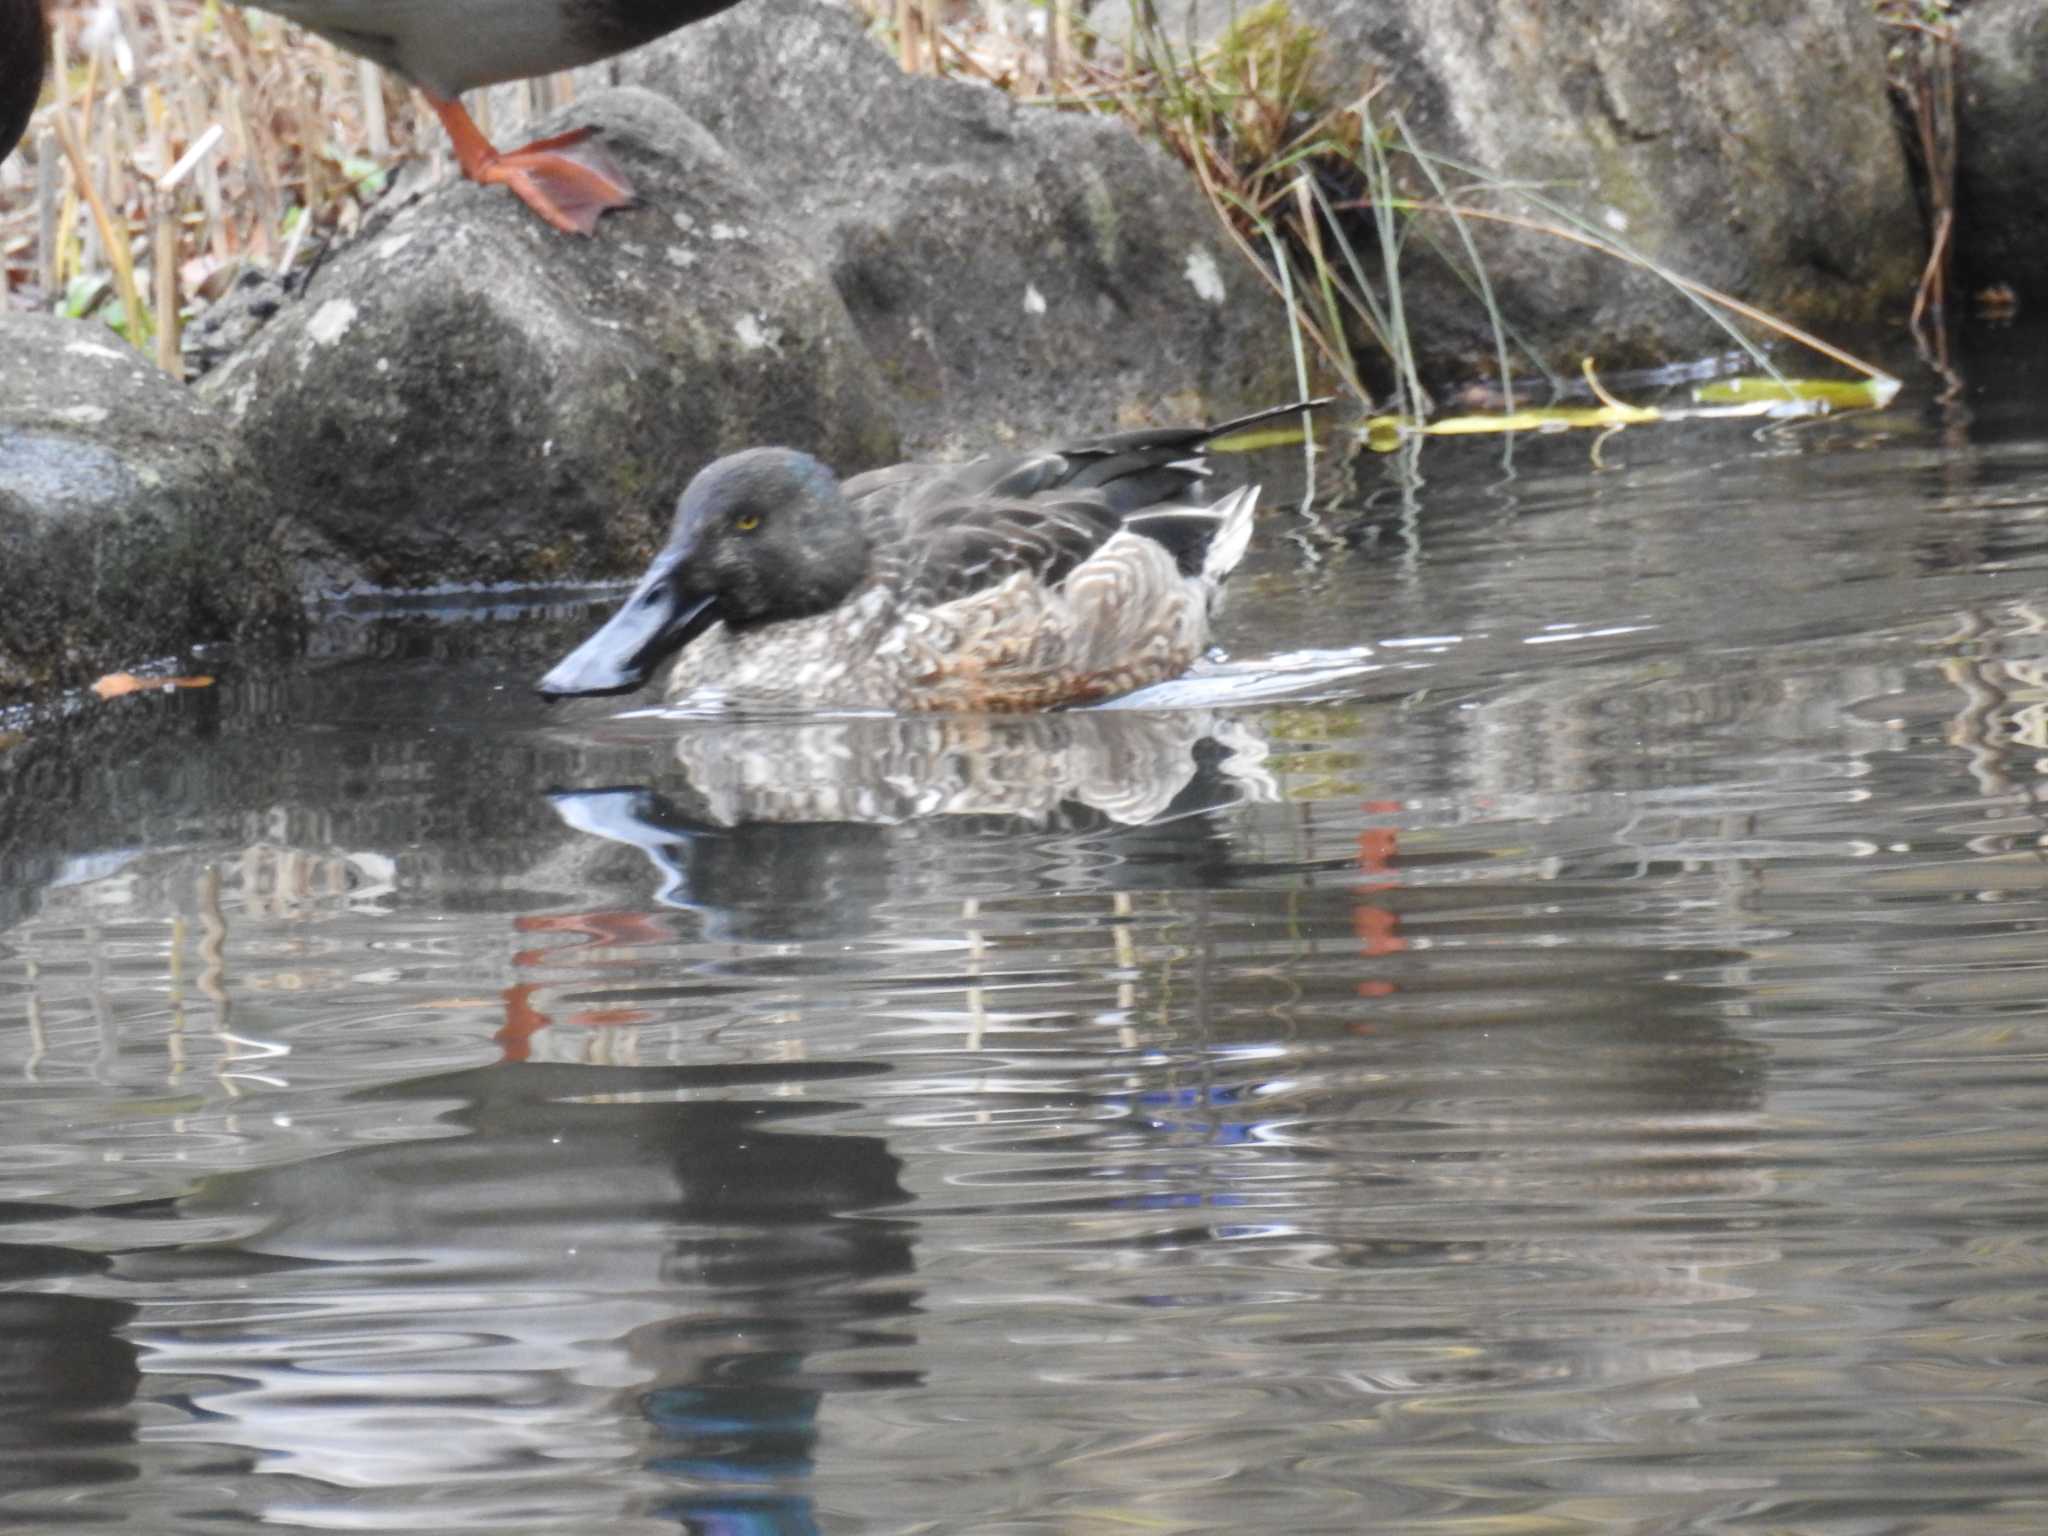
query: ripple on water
11 409 2048 1530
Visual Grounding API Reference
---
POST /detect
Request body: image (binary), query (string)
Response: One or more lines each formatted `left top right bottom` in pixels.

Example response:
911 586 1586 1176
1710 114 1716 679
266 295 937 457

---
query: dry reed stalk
50 104 147 343
1 0 638 357
6 0 1905 398
0 0 460 355
893 0 915 69
0 0 953 350
1 0 1095 347
1371 196 1897 384
359 59 388 158
35 146 57 295
858 0 1903 407
1880 10 1957 371
152 188 177 373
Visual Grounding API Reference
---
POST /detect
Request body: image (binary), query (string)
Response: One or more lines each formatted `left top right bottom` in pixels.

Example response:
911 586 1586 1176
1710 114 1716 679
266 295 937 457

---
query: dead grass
0 0 595 375
5 0 1904 404
862 0 1900 412
1875 0 1961 371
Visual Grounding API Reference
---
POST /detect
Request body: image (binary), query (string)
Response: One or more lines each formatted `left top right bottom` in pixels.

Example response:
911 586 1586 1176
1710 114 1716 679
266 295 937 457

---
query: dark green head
539 448 869 698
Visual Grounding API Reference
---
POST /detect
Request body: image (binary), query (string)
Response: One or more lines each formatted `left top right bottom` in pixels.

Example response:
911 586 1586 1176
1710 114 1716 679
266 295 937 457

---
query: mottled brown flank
904 663 1105 715
567 0 741 59
894 552 1210 711
1 0 46 163
660 519 1226 711
941 664 1195 713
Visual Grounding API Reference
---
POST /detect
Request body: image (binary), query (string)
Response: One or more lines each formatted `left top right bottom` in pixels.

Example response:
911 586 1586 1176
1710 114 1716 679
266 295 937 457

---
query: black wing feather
1121 505 1236 578
884 401 1325 520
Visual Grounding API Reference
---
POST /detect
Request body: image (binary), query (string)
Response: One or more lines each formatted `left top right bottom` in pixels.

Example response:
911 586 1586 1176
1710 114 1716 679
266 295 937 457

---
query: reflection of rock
0 1227 139 1514
1461 655 1905 803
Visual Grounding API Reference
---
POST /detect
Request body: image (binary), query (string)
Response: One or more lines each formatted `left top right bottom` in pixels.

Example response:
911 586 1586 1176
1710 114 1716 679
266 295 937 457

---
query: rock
0 314 299 697
181 264 295 380
1957 0 2048 304
1101 0 1922 384
198 88 900 591
197 24 1300 592
620 0 1301 453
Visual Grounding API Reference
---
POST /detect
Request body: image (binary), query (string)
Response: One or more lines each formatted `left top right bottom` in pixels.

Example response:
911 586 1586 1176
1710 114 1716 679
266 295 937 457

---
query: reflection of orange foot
498 981 549 1062
425 94 637 236
514 910 674 956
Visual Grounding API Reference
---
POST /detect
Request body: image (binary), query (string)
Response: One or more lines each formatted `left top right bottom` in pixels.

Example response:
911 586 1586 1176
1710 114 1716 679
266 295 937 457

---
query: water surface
6 331 2048 1532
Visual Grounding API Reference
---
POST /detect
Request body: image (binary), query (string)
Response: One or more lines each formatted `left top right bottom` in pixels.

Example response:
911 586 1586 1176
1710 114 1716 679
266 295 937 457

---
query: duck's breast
663 586 909 712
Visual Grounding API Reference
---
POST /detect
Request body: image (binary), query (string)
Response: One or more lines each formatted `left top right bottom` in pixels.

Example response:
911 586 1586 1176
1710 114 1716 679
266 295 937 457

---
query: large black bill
537 571 719 698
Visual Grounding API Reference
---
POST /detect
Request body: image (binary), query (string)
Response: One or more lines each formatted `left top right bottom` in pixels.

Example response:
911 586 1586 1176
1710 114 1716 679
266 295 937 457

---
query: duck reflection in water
546 710 1277 935
110 1062 918 1532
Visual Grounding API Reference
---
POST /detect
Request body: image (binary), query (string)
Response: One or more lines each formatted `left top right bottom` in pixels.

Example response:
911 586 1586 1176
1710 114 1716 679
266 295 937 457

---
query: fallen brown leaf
91 672 217 700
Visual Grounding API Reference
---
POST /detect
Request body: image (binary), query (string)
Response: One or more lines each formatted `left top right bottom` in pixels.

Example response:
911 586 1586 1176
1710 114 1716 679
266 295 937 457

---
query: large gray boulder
1957 0 2048 304
0 314 298 697
621 0 1301 452
196 22 1300 594
1107 0 1922 382
199 88 898 592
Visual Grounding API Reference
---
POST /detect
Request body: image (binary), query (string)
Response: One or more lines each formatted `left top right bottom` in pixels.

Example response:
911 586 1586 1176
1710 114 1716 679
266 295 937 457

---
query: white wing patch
1199 485 1258 583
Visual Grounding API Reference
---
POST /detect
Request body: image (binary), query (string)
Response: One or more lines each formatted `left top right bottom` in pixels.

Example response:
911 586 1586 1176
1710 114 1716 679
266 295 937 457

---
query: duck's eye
734 510 762 532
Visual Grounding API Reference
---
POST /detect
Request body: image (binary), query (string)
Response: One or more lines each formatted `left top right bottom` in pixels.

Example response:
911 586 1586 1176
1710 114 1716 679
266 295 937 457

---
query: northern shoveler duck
1 0 45 164
239 0 744 233
538 401 1324 712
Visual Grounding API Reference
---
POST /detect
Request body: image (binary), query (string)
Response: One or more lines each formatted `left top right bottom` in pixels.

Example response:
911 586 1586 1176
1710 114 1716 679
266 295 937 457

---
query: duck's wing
892 477 1265 606
1116 487 1257 580
892 399 1324 520
862 400 1323 603
840 462 936 505
896 495 1125 608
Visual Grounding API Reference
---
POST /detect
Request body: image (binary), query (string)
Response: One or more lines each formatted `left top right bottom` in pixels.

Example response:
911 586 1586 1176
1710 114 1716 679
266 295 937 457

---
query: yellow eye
735 511 761 532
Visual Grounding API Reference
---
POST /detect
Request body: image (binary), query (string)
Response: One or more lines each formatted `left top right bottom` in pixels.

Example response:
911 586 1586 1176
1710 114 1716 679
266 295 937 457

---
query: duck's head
539 448 868 698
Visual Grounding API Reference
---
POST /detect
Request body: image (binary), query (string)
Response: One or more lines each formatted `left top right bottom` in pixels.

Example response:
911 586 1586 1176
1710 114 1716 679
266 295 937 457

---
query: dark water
7 331 2048 1533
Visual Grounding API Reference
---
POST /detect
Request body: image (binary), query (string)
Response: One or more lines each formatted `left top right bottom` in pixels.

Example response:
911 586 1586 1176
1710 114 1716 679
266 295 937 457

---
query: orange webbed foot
425 94 639 236
475 134 637 236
